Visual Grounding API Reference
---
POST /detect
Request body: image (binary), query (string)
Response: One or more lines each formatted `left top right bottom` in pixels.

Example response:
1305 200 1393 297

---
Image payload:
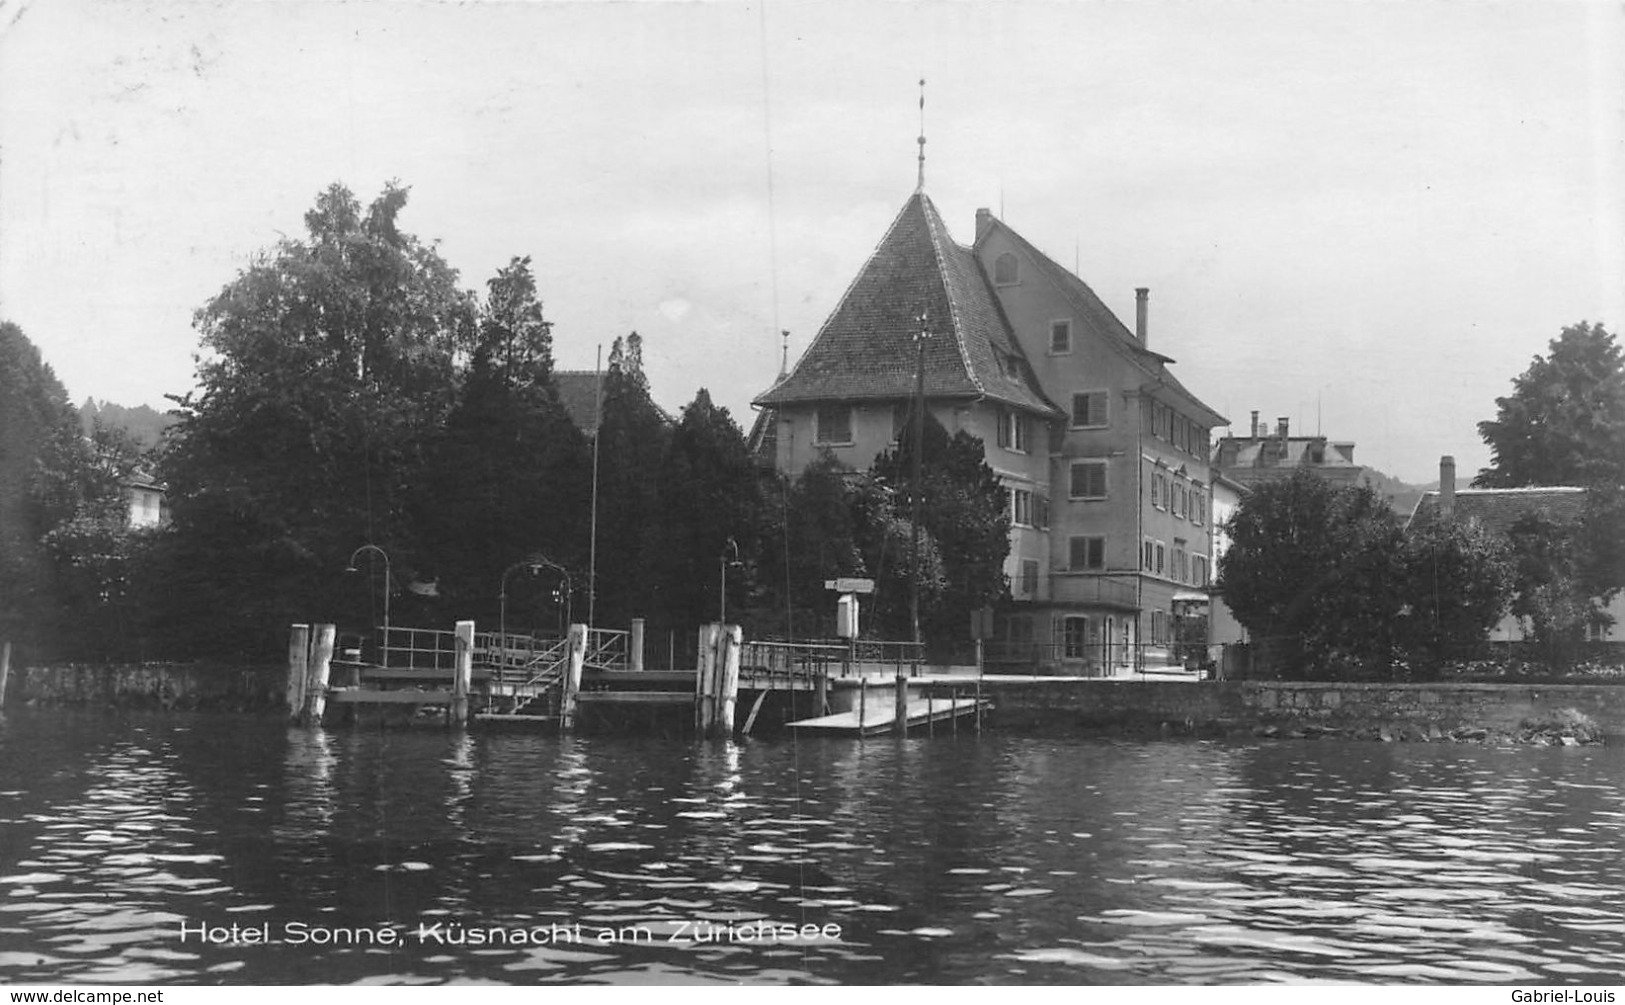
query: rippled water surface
1 708 1621 985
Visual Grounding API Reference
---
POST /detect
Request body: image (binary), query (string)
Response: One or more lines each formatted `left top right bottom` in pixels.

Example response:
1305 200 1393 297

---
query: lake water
0 708 1621 985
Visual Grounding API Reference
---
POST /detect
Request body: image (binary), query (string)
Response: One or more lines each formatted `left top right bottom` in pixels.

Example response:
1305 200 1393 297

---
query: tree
650 389 762 630
40 423 155 660
872 411 1010 651
413 257 588 629
1396 517 1513 666
1504 510 1590 667
1498 488 1625 667
589 333 671 628
156 183 474 658
0 322 94 649
1476 322 1625 488
754 454 868 638
1219 470 1408 677
1222 469 1520 678
473 256 553 388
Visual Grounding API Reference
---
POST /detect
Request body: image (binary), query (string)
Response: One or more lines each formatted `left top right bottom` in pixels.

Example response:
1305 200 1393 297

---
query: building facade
1212 412 1363 490
752 191 1226 673
126 472 167 529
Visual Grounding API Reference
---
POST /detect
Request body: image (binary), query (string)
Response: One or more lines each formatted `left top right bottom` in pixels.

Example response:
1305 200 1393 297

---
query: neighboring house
552 370 604 434
1206 472 1250 647
126 471 167 528
553 369 674 435
751 188 1227 674
1212 411 1363 490
1407 455 1625 642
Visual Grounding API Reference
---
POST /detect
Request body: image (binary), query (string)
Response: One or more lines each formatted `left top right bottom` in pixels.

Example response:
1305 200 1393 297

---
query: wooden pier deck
787 695 986 737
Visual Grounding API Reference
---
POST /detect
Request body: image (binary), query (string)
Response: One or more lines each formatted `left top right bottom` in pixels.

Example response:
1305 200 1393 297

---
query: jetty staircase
325 624 632 722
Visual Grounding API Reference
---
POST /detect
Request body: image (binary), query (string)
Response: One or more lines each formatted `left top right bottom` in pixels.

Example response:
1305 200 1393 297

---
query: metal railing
378 625 463 672
583 628 630 672
371 625 629 685
982 640 1204 677
740 637 926 678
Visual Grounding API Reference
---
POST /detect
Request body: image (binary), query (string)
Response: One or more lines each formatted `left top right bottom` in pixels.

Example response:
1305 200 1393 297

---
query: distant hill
1358 467 1429 517
79 398 177 452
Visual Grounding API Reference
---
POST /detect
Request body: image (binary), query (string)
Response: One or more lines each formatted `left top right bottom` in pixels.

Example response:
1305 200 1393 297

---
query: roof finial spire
916 78 927 192
779 329 790 377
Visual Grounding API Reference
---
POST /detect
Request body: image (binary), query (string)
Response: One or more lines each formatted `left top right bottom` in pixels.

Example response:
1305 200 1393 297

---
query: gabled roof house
753 186 1226 674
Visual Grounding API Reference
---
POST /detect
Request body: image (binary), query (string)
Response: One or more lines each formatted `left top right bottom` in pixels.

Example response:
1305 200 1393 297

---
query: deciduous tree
157 183 474 657
1219 470 1408 677
1476 322 1625 488
0 322 94 649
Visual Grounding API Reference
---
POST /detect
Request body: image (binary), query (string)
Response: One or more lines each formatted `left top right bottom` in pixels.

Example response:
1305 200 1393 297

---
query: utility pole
911 308 931 646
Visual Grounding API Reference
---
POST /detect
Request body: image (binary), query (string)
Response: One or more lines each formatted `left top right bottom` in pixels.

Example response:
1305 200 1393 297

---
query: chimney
1135 287 1149 344
1440 455 1456 521
1277 417 1289 439
975 208 993 242
1250 410 1260 439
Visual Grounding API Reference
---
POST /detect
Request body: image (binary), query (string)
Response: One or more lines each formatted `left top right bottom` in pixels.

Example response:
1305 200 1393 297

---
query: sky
2 0 1621 486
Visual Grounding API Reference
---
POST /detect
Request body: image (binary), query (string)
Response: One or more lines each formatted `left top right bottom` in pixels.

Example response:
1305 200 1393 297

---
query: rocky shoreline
1249 710 1606 746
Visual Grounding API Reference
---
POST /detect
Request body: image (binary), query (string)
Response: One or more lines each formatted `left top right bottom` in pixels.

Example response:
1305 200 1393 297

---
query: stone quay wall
6 662 286 712
9 662 1625 742
982 679 1625 742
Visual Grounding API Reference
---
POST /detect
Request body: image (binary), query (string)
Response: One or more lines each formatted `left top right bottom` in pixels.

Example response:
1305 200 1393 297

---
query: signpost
827 578 875 723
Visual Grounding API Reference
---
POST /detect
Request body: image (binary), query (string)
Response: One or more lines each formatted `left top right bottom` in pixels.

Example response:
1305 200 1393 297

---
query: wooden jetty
285 618 986 739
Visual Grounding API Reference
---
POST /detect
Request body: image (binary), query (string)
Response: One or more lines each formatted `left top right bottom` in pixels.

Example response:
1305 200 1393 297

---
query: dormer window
994 252 1019 285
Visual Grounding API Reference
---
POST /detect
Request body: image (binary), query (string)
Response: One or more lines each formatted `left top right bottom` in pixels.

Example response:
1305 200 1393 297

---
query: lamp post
501 557 572 669
719 537 740 626
346 544 391 662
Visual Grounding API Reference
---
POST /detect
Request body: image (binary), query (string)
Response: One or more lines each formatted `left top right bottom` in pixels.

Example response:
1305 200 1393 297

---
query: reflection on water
0 708 1620 985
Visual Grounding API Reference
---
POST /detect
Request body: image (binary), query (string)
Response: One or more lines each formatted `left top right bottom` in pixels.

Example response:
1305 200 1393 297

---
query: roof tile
755 194 1058 417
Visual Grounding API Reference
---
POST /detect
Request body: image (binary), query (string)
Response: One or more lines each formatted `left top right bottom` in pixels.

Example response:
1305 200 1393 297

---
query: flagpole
588 343 602 630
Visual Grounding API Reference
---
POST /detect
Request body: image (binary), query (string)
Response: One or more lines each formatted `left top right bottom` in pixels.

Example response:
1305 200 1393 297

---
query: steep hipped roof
1408 486 1587 534
976 215 1227 428
753 193 1059 417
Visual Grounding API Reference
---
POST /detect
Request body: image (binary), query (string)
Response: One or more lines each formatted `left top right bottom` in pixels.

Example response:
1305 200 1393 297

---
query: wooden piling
696 622 718 734
0 640 11 709
951 688 958 736
715 624 741 738
303 623 335 725
286 624 311 722
975 637 985 734
815 665 828 716
858 677 867 737
561 623 588 730
927 690 934 736
893 667 908 737
450 620 474 727
630 618 645 672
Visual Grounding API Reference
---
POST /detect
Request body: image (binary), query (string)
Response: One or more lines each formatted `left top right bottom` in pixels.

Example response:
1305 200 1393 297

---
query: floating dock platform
788 695 987 737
